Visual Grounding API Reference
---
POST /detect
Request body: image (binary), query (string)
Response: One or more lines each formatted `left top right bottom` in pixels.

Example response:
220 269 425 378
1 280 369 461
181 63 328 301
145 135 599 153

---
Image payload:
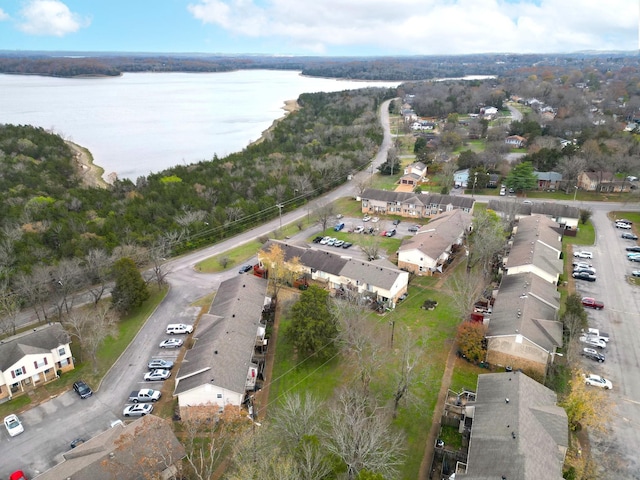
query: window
217 393 223 399
12 366 26 378
34 358 48 369
58 347 66 356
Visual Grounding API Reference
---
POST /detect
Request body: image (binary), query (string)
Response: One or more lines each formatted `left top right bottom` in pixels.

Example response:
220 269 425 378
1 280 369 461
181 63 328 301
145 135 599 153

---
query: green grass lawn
268 280 461 479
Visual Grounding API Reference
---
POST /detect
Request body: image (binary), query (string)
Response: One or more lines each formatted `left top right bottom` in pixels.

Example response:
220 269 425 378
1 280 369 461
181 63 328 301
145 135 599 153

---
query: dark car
70 438 85 449
73 380 93 399
238 264 253 274
626 246 640 252
342 242 353 249
408 225 420 233
386 229 396 237
622 232 638 240
312 236 323 243
392 219 400 225
581 347 605 363
573 268 596 276
573 271 596 282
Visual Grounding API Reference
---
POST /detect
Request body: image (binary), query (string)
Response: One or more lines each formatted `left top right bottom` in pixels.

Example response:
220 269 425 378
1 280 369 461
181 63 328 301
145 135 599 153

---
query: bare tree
466 209 506 277
390 329 422 419
111 243 149 268
63 304 117 370
0 282 20 336
148 239 172 288
315 203 335 232
16 266 53 323
448 271 486 321
83 248 112 305
269 393 324 448
558 156 586 193
50 258 85 318
359 235 382 261
324 389 405 480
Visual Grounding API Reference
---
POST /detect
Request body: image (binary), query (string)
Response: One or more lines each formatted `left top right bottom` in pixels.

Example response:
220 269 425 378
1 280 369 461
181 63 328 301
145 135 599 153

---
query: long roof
399 209 472 259
487 200 579 220
459 372 567 480
174 274 267 397
263 240 406 291
0 323 70 370
505 215 563 276
487 272 562 351
361 188 475 210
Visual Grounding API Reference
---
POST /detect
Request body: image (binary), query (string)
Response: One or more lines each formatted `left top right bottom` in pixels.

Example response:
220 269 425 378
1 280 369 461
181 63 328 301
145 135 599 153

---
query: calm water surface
0 71 399 180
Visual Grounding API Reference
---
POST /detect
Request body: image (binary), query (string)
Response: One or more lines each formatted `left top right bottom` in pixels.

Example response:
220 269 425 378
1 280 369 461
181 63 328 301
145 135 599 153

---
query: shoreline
248 98 300 147
67 141 111 189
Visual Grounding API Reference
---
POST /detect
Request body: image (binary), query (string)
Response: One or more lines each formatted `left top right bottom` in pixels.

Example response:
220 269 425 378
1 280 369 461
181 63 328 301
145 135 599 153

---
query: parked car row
313 235 353 249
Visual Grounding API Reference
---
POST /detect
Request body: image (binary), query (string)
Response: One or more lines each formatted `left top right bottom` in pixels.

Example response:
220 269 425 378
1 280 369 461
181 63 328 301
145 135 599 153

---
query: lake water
0 71 400 181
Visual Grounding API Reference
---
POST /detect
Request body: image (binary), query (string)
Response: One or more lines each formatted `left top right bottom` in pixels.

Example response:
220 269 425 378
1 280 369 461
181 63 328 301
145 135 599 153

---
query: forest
0 50 638 80
0 86 394 321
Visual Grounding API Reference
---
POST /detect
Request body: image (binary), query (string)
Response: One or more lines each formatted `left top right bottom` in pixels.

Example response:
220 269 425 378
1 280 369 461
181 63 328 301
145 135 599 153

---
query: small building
0 323 73 401
534 171 562 191
457 372 568 480
397 210 472 275
505 135 527 148
360 188 474 219
577 171 631 192
453 169 470 188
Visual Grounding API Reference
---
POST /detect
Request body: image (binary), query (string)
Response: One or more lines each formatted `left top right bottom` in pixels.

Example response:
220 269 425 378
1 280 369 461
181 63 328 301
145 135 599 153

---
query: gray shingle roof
174 274 267 397
399 209 472 259
488 200 580 221
0 323 70 370
459 372 567 480
487 272 562 351
505 215 563 277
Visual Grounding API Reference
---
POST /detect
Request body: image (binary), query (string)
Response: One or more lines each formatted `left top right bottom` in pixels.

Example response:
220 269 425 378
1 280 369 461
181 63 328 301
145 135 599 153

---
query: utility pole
276 203 283 232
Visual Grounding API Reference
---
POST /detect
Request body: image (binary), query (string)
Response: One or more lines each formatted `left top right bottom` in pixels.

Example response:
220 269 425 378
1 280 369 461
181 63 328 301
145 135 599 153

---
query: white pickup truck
585 328 610 342
128 388 162 403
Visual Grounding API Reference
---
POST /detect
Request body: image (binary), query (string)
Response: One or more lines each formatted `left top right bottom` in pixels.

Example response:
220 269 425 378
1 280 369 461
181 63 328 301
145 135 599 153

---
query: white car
362 215 371 222
584 374 613 390
159 338 183 349
615 222 631 229
579 335 606 349
123 404 154 417
371 216 380 223
4 414 24 437
319 236 331 245
573 250 593 259
572 261 593 270
354 226 364 234
144 369 171 381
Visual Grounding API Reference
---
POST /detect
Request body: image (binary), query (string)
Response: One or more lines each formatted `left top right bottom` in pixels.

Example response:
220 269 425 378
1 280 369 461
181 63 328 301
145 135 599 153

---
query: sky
0 0 637 56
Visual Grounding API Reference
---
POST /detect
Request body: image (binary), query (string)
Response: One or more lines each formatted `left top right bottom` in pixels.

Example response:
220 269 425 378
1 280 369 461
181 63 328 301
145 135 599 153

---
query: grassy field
268 267 463 478
0 286 168 419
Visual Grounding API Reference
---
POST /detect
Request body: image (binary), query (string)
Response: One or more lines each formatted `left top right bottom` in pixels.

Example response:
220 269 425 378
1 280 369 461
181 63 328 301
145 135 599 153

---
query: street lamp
276 203 284 232
573 185 578 202
472 172 478 198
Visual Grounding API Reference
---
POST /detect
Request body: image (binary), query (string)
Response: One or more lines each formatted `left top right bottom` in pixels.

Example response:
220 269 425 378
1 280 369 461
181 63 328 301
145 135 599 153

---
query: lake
0 71 400 181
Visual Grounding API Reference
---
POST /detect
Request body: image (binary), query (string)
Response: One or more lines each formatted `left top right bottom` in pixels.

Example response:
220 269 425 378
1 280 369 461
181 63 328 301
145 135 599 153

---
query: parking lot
572 210 640 477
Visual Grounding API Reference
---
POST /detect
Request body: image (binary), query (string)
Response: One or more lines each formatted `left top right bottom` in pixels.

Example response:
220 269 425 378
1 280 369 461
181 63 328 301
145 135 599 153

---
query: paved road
0 99 396 479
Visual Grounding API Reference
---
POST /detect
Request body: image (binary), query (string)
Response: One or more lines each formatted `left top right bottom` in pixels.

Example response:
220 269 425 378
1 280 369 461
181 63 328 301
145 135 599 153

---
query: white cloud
0 8 10 21
186 0 638 54
18 0 90 37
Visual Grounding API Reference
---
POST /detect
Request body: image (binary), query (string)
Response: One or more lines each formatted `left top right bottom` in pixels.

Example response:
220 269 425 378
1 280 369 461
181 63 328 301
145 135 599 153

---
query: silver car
147 359 174 370
123 404 154 417
144 369 171 381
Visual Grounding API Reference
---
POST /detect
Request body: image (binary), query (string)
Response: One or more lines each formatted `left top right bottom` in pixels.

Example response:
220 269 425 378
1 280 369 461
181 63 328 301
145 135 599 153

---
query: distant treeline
0 51 638 80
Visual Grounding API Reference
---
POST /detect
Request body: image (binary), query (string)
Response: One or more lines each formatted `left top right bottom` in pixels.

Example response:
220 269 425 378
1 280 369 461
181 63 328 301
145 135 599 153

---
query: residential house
399 161 428 188
503 215 563 285
0 323 73 401
481 106 498 118
173 274 268 416
35 415 186 480
487 200 580 230
578 171 631 192
397 209 472 275
453 169 470 188
360 188 474 219
484 272 562 376
534 171 562 191
457 371 568 480
505 135 527 148
259 240 409 307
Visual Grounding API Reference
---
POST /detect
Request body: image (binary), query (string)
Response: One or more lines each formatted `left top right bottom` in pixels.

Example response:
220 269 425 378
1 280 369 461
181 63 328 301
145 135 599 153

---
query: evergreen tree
111 257 150 314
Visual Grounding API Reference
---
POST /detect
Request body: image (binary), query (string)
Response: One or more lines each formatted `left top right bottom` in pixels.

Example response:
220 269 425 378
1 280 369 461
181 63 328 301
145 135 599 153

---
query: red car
581 297 604 310
10 471 28 480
